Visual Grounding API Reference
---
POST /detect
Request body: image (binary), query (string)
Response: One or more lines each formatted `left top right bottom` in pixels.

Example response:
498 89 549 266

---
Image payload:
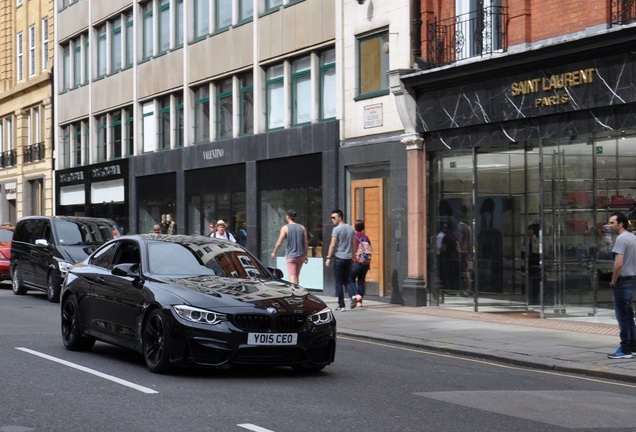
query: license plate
247 333 298 345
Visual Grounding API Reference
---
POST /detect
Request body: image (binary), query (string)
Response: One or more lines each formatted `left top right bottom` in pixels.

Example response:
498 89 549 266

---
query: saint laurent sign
510 68 596 107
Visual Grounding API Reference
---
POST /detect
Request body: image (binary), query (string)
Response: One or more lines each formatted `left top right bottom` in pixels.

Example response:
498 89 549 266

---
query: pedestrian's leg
612 282 632 354
334 258 346 309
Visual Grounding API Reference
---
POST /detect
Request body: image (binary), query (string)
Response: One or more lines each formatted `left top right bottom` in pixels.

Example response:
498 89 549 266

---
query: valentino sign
510 68 596 107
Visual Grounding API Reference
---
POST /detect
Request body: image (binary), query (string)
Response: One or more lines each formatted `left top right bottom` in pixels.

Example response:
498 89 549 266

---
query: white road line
237 424 275 432
16 347 159 394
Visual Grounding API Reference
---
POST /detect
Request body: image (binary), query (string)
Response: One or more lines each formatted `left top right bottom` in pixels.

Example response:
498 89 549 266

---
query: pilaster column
401 133 428 306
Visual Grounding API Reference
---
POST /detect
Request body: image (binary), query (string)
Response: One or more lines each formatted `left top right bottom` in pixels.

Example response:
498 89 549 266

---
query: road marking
237 424 274 432
338 336 636 389
16 347 159 394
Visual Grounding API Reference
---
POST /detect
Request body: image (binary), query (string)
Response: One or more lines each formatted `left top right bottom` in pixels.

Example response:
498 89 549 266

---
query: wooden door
351 179 384 295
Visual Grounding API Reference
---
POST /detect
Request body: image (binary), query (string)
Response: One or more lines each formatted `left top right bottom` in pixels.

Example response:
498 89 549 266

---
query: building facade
395 0 636 317
0 0 54 225
54 0 341 291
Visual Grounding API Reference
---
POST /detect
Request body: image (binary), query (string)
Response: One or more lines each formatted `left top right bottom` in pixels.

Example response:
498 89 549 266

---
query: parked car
60 234 336 373
11 216 121 302
0 227 14 280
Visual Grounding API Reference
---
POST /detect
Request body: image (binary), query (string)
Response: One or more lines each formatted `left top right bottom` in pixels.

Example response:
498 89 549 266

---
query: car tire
61 294 95 351
47 272 61 303
11 267 27 296
143 310 172 374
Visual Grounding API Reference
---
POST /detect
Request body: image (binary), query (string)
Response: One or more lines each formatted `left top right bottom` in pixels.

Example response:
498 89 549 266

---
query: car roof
16 215 117 223
124 233 244 248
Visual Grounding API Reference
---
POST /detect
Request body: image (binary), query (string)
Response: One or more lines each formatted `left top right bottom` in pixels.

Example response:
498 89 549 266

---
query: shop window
142 102 156 153
292 56 311 125
357 30 389 99
217 78 233 139
138 173 177 235
266 64 284 130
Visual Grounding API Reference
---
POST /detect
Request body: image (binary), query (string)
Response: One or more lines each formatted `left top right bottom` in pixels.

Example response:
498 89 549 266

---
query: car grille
232 314 306 331
233 346 306 364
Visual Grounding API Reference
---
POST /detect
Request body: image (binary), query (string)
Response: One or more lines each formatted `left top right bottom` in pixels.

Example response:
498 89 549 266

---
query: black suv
10 216 121 302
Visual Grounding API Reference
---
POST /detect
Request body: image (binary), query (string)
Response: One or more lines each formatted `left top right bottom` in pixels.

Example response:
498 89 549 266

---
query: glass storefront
431 130 636 317
137 173 177 234
259 154 323 289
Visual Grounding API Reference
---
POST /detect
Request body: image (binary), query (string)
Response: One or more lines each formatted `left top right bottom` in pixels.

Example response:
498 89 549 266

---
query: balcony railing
610 0 636 26
0 150 16 168
23 142 45 163
426 6 507 67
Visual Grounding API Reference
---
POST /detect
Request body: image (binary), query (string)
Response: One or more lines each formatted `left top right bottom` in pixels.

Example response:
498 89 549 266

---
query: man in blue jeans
607 212 636 359
325 209 355 311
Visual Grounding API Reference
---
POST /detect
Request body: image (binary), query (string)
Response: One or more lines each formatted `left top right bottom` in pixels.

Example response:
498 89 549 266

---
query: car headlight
308 307 334 325
173 305 227 325
58 261 74 275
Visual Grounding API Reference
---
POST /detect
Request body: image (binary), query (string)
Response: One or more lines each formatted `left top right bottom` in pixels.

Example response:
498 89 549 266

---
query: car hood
59 244 102 263
157 276 327 313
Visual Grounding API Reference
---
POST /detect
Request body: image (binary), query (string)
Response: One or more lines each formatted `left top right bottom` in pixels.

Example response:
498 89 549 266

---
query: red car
0 227 14 280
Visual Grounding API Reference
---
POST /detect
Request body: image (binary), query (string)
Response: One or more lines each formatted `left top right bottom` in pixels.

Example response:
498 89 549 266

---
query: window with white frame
0 121 3 153
194 0 210 39
72 36 82 87
320 48 336 120
97 24 107 78
159 0 170 54
29 25 36 76
142 2 154 60
194 85 210 143
125 12 134 67
239 0 253 22
175 0 184 47
217 78 233 139
240 73 253 135
111 110 122 159
357 30 389 98
97 114 107 162
216 0 232 31
62 44 70 91
17 32 24 82
266 0 283 12
266 64 284 130
6 117 13 151
111 17 122 72
17 0 23 6
42 18 49 70
142 101 156 152
292 56 311 125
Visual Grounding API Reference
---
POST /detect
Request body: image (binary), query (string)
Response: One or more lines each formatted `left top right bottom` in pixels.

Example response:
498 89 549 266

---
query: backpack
355 234 372 265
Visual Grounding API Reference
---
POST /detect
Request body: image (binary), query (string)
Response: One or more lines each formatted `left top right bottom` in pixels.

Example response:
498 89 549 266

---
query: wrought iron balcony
0 150 16 168
610 0 636 26
426 5 508 67
23 142 45 163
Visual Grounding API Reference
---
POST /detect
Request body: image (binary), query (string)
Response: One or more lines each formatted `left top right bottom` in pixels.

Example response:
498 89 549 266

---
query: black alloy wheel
11 267 26 295
143 310 172 373
47 272 61 303
61 294 95 351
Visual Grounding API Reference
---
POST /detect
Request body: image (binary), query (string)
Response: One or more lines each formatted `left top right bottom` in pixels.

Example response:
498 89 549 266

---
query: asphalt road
2 285 636 432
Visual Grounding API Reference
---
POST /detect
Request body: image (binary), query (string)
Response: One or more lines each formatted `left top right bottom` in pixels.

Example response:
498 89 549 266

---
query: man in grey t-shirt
325 209 356 311
607 211 636 359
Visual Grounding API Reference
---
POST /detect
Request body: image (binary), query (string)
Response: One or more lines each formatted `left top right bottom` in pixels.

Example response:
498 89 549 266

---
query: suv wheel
47 272 61 303
12 267 26 295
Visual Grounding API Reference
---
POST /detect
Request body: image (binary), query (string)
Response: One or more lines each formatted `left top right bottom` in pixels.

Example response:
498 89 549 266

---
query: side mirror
35 238 49 247
112 263 140 278
267 267 284 280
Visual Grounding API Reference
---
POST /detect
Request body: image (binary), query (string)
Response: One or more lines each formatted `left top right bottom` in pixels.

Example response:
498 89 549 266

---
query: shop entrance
351 178 384 296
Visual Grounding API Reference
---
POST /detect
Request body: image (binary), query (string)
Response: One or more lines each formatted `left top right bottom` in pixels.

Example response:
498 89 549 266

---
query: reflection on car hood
163 276 324 312
59 244 102 263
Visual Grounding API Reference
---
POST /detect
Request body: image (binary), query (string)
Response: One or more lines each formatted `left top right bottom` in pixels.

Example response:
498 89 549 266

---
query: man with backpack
349 219 372 309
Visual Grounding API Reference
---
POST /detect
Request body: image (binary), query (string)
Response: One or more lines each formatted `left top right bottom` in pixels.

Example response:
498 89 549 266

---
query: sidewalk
318 296 636 382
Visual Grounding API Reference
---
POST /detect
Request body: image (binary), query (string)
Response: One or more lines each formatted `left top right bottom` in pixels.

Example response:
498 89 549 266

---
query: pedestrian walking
325 209 355 311
271 209 308 285
607 211 636 359
348 219 371 308
211 219 236 242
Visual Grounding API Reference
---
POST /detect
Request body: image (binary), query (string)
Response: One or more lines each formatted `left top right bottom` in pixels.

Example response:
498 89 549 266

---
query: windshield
55 220 120 245
147 241 270 279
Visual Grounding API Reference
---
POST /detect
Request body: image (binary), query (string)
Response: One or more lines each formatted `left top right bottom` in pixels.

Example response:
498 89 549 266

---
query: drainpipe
411 0 422 66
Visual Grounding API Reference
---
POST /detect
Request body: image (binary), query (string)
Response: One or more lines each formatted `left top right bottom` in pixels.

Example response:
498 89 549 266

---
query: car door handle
95 276 106 284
